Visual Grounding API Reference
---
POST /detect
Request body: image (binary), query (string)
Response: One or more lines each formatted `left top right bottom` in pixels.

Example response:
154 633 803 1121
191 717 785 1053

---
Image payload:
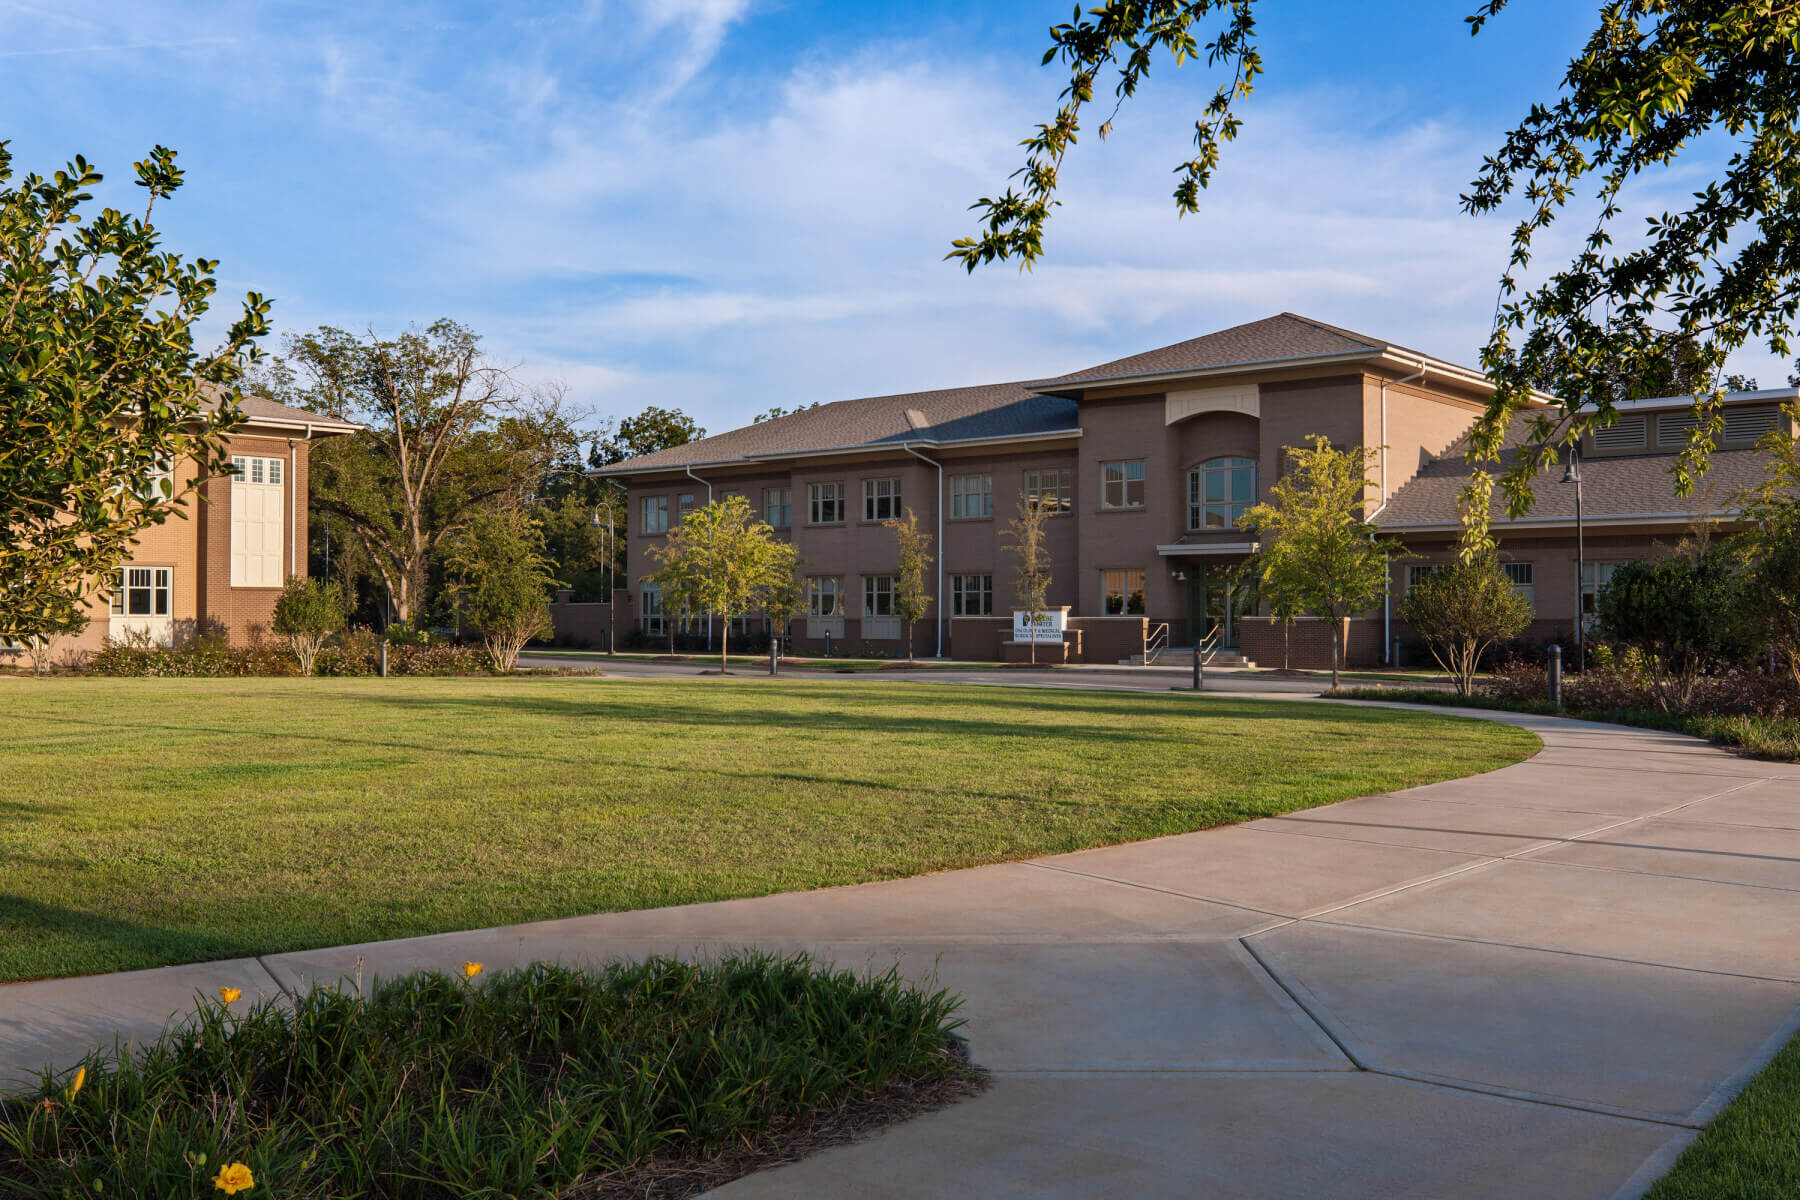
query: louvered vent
1658 412 1699 446
1723 405 1780 443
1591 415 1646 451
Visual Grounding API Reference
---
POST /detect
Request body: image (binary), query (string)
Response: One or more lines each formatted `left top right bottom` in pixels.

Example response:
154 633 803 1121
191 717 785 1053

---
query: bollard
380 639 389 679
1192 641 1202 691
1547 643 1562 706
768 636 780 676
823 630 831 657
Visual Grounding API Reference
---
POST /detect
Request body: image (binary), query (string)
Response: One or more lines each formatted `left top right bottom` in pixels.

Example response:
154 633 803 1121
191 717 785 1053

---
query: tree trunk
1330 619 1342 690
906 620 914 665
721 617 729 675
1282 620 1290 671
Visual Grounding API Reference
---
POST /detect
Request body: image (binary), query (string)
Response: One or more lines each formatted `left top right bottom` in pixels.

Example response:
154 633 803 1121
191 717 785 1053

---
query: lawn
1646 1027 1800 1199
0 678 1538 982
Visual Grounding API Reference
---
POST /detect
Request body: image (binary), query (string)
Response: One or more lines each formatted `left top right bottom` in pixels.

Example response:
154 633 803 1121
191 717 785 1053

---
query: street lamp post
1561 449 1585 671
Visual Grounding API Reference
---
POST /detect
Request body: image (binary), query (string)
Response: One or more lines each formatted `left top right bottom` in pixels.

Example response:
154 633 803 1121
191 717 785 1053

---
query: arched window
1188 457 1256 530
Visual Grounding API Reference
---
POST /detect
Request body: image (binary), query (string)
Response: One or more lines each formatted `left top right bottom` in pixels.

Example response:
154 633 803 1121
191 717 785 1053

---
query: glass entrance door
1185 566 1243 649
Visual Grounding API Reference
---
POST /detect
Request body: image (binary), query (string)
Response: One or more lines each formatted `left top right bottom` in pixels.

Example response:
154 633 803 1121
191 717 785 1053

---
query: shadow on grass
0 894 264 983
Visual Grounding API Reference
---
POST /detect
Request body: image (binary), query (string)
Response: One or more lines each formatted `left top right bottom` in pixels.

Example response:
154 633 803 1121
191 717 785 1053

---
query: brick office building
590 313 1797 667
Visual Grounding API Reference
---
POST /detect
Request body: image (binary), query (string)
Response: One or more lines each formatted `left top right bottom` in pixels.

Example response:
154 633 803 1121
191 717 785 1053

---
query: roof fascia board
1379 511 1739 533
1027 349 1383 395
237 415 362 435
1578 386 1800 414
590 427 1083 478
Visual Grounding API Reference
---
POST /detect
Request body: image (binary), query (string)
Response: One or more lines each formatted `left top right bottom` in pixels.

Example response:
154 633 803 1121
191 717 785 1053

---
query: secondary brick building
592 312 1797 667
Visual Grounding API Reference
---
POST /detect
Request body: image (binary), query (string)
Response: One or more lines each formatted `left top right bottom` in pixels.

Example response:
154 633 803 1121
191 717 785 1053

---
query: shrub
90 630 300 678
1396 554 1533 696
272 577 346 676
0 956 978 1199
446 510 557 673
1596 550 1758 710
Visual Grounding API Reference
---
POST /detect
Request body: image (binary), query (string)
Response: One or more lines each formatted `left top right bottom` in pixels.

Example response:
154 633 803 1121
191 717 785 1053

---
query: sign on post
1012 608 1068 644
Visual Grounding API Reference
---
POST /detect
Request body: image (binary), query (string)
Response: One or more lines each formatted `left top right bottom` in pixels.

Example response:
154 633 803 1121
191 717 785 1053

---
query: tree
1 142 268 643
1238 554 1303 671
444 508 558 673
885 508 934 663
760 569 808 649
267 321 578 625
17 607 89 676
1596 549 1755 712
646 495 799 674
955 3 1800 539
1396 553 1532 698
1730 401 1800 688
753 402 822 424
273 576 346 676
1003 495 1054 665
594 405 704 466
1240 436 1398 689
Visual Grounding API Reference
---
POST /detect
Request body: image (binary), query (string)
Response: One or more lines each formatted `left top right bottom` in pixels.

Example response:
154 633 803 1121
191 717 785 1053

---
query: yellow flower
461 961 483 980
65 1066 86 1101
219 987 242 1005
211 1162 254 1195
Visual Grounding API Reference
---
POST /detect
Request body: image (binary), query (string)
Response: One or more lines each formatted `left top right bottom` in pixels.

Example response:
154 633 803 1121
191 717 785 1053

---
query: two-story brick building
590 312 1797 667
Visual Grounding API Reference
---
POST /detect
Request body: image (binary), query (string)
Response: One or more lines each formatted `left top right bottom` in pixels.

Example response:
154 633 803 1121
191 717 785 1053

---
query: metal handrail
1195 625 1222 662
1142 621 1170 665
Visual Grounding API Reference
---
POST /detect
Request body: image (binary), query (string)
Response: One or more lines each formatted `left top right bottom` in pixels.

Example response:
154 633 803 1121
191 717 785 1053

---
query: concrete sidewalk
3 698 1796 1199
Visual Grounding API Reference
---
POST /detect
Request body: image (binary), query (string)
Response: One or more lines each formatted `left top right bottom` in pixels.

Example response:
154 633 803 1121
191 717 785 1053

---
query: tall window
950 573 992 616
111 566 171 616
1100 460 1145 509
1502 561 1535 610
640 495 669 534
1022 468 1071 513
949 473 992 519
808 482 844 524
1581 562 1622 625
807 576 844 616
1101 568 1146 615
863 575 896 616
229 455 284 587
640 584 664 634
1405 564 1441 593
763 487 792 528
1189 458 1257 529
862 477 901 521
677 493 696 522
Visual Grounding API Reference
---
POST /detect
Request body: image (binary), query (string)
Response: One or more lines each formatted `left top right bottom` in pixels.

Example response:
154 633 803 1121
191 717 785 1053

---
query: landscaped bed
0 678 1537 981
0 954 981 1199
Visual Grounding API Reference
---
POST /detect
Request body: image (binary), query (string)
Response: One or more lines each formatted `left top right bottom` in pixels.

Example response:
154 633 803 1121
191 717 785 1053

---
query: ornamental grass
0 954 978 1199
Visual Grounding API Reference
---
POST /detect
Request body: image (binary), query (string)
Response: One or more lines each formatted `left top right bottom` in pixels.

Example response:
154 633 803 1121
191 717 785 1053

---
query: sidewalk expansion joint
255 956 294 1002
1237 936 1364 1071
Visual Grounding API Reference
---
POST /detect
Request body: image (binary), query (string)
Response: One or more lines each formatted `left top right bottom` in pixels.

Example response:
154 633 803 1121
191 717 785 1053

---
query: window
1189 458 1257 529
640 495 669 534
1101 460 1145 509
808 482 844 524
949 473 992 519
229 455 285 587
677 493 696 522
1101 568 1146 615
1405 563 1442 593
1502 562 1535 609
950 573 992 616
863 476 901 521
863 574 896 616
138 454 175 500
640 584 664 634
763 487 792 528
807 576 844 616
1023 468 1071 514
110 566 171 617
1581 562 1623 623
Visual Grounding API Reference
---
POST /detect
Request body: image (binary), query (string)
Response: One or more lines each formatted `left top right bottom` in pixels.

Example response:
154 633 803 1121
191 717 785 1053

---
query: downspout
292 424 312 581
900 443 944 658
1372 360 1427 664
684 466 715 649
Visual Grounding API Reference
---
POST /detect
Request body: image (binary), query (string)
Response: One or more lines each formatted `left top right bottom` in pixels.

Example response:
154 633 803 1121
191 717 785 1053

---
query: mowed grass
1646 1027 1800 1200
0 678 1538 982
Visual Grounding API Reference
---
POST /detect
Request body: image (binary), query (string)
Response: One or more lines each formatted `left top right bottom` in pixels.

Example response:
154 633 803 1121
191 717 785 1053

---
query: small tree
1003 495 1054 665
445 509 558 673
884 508 935 664
1240 555 1304 671
273 576 346 676
1240 436 1399 688
1732 401 1800 688
759 569 808 651
647 495 799 674
1596 548 1755 711
17 607 89 676
1397 553 1533 697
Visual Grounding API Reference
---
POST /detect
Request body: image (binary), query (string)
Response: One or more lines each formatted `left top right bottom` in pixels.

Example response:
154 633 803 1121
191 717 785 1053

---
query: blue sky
3 1 1783 437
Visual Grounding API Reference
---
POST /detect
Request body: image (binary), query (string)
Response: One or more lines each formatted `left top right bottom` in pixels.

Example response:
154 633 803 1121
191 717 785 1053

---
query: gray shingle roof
200 384 361 433
598 381 1078 474
1376 411 1766 528
1032 312 1421 389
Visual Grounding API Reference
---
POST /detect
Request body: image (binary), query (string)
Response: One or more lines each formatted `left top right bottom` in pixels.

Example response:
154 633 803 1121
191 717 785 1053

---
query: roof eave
1377 511 1742 533
590 427 1083 478
1026 348 1526 400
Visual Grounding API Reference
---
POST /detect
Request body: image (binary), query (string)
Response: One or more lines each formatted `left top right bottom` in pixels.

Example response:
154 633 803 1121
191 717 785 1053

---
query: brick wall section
1239 616 1382 670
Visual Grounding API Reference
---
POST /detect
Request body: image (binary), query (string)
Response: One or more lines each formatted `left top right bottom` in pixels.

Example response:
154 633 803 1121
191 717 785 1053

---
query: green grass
0 678 1538 982
0 954 979 1198
1646 1028 1800 1199
522 648 966 671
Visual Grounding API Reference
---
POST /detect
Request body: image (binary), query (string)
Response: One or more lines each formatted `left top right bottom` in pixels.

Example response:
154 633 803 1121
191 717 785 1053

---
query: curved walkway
3 695 1797 1199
